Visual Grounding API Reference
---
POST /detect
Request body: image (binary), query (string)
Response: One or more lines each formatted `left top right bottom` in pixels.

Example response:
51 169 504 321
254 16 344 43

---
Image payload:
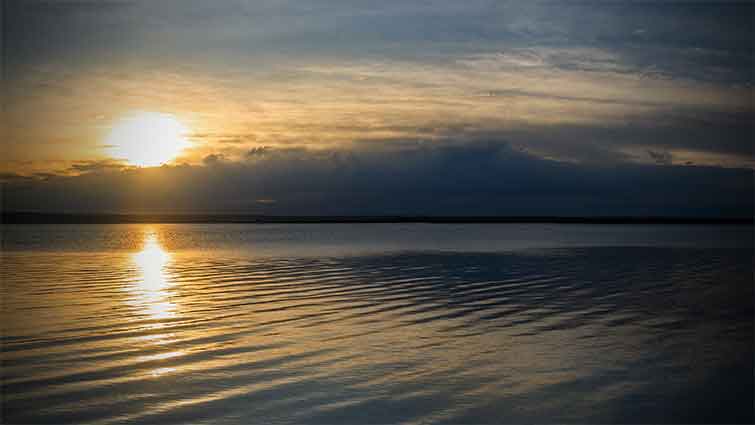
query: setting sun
105 112 190 167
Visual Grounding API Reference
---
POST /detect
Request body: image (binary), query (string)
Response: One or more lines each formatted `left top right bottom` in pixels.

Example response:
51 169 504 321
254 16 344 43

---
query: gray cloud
67 159 129 174
647 150 673 166
202 154 226 166
6 1 753 84
3 142 751 217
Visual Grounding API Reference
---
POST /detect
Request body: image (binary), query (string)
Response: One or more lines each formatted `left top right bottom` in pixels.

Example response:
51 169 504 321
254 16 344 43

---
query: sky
2 0 753 216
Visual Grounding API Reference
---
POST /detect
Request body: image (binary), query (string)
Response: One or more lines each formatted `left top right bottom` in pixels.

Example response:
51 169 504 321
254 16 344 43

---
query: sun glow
105 112 191 167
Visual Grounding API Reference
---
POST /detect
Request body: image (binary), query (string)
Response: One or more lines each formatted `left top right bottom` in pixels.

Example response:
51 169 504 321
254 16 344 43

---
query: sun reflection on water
130 230 176 323
127 229 188 376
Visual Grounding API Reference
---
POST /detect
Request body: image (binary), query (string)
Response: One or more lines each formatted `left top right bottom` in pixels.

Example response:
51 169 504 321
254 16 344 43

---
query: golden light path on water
128 229 184 376
130 231 175 321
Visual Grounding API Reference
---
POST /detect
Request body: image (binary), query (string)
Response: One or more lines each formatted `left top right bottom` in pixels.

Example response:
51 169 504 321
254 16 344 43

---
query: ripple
2 239 752 424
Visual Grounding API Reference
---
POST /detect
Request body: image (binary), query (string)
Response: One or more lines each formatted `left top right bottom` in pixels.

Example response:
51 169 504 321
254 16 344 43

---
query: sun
105 112 191 167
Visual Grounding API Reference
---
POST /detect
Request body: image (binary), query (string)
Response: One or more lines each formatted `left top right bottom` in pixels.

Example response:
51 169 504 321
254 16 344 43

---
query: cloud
67 159 129 174
483 88 665 108
3 1 752 176
202 154 226 166
647 150 673 166
0 173 35 183
3 142 752 217
245 147 270 158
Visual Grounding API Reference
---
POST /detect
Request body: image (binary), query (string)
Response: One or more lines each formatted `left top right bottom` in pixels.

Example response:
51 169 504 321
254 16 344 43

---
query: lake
2 223 753 424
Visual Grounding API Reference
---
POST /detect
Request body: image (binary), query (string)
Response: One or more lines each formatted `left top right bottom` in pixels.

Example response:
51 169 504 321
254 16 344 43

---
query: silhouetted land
3 212 752 225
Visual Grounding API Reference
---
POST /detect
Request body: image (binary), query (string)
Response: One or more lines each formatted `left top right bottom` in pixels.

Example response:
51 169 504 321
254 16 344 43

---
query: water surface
2 224 753 424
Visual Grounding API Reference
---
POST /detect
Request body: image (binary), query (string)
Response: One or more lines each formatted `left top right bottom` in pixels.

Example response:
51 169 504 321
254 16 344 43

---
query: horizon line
2 212 752 225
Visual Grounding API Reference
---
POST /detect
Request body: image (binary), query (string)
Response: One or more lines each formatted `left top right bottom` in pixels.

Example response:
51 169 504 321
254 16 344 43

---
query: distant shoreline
2 212 752 225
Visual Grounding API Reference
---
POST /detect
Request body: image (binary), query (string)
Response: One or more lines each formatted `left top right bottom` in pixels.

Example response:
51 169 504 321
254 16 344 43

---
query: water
2 224 753 424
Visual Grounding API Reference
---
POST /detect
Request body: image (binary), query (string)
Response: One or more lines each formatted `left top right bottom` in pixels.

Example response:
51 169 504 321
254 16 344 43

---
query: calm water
2 224 753 424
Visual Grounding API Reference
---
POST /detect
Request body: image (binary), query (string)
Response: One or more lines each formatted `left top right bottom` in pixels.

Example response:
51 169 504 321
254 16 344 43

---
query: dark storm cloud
3 143 752 217
509 109 754 164
362 106 754 166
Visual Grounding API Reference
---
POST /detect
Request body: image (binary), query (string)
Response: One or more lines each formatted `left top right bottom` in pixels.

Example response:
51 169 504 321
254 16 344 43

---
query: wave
2 246 752 424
